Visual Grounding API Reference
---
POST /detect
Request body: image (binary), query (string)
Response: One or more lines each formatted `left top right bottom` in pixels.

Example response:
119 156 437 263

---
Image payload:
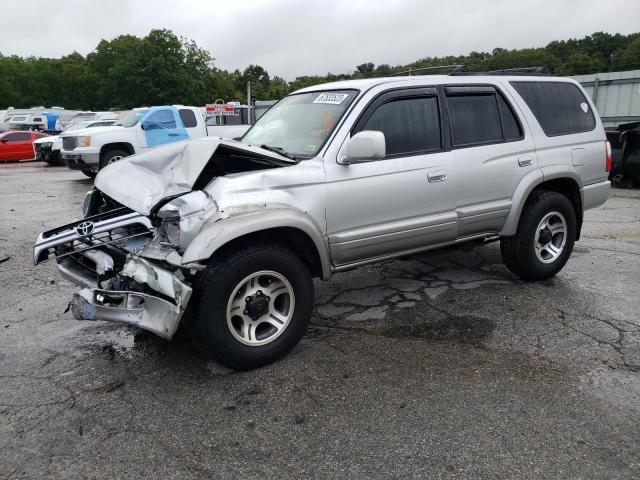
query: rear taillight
605 140 612 173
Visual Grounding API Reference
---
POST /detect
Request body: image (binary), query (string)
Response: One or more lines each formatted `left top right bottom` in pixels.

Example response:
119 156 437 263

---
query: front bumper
63 152 100 171
65 256 192 340
34 207 192 340
71 288 185 339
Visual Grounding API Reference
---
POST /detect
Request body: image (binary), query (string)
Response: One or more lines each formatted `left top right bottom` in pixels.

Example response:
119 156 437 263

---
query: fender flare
499 165 582 237
181 207 332 279
100 142 136 157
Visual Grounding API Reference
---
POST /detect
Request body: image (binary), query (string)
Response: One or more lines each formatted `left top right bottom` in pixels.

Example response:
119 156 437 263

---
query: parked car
33 119 118 165
605 121 640 187
34 73 610 369
60 105 251 178
0 131 47 161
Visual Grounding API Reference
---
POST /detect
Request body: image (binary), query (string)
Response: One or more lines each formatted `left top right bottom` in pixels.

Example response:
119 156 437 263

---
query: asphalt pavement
1 161 639 479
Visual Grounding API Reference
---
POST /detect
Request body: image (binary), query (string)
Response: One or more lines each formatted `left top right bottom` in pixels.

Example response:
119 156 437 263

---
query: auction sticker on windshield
313 93 349 105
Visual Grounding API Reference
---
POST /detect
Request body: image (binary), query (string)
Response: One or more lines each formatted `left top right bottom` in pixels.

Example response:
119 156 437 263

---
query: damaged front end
34 138 297 339
33 203 193 339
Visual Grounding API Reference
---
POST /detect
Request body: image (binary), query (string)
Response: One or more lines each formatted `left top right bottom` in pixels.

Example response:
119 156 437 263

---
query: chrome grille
34 210 154 265
62 136 77 151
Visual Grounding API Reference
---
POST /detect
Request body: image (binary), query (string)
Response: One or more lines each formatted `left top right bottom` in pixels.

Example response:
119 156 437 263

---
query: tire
192 243 314 370
501 190 576 281
98 149 129 171
81 169 96 179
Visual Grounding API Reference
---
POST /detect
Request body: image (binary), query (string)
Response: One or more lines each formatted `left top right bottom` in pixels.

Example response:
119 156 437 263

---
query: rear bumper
63 152 99 171
582 180 610 210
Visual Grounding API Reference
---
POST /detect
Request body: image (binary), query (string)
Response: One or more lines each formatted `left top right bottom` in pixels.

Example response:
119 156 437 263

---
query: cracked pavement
1 162 639 479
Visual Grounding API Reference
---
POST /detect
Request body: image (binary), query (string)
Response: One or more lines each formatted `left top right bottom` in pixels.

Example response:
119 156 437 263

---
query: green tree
2 29 640 110
613 37 640 71
354 62 375 77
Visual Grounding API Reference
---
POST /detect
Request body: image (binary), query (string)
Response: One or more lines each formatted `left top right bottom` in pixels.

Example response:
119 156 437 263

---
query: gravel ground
1 161 639 479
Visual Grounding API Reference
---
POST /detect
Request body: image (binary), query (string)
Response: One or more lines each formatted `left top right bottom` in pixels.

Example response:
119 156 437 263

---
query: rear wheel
501 190 576 281
193 243 314 370
98 149 129 171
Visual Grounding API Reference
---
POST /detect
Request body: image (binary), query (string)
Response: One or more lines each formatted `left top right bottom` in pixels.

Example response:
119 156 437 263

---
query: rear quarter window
510 81 596 137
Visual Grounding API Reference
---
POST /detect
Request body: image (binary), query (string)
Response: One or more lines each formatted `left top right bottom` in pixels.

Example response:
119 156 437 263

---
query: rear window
445 86 523 147
510 81 596 137
179 109 198 128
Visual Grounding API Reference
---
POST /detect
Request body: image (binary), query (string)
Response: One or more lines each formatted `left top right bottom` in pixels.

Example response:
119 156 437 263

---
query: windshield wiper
259 145 299 161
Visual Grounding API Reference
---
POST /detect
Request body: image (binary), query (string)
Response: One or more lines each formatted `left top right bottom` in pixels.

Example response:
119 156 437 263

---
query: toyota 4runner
34 73 611 369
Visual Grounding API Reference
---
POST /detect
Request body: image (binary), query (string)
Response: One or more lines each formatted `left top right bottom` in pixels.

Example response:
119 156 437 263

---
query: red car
0 131 47 161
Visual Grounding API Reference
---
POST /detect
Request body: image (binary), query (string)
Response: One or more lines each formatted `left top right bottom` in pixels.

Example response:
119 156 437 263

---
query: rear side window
145 109 177 130
179 109 198 128
510 81 595 136
358 96 441 156
445 86 523 148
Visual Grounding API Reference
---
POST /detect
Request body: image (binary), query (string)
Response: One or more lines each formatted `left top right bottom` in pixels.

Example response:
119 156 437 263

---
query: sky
1 0 639 79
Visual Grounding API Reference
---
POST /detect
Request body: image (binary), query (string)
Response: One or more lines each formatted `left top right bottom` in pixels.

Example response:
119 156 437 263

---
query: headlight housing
77 136 91 147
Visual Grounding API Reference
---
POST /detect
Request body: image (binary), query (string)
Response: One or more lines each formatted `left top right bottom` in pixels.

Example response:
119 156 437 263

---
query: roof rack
387 65 469 77
450 67 550 76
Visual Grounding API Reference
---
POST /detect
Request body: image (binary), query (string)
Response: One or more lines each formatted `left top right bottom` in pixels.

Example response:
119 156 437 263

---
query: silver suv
34 74 611 369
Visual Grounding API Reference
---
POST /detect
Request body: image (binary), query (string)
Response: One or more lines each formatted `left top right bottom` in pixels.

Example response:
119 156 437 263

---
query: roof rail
387 65 469 77
450 67 551 76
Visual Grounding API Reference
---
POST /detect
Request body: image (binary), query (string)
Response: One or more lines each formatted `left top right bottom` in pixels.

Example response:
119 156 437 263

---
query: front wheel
98 149 129 171
81 169 96 179
501 190 576 281
193 243 314 370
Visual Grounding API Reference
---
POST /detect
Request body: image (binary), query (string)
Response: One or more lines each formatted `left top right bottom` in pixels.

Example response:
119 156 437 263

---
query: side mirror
140 123 146 131
340 131 386 165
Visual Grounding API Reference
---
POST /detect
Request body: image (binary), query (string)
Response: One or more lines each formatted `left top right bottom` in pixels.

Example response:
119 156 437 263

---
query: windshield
241 90 357 157
115 109 148 127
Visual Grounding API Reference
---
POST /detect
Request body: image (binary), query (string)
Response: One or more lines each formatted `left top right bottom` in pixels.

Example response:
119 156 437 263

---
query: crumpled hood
95 137 294 215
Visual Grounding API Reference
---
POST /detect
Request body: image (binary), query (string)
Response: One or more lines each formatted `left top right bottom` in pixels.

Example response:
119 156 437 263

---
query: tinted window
3 132 29 141
179 109 198 128
511 81 595 136
447 93 502 146
446 87 523 147
359 96 440 156
497 94 522 141
144 109 177 130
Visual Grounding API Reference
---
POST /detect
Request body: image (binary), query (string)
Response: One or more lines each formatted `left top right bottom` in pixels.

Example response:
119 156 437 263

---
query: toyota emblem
75 221 95 236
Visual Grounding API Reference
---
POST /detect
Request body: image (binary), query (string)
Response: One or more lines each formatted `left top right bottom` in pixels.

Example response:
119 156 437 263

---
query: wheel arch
99 142 135 158
501 167 583 240
181 209 332 280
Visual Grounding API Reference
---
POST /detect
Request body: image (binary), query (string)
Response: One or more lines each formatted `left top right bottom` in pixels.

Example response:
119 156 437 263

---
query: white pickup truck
61 105 251 177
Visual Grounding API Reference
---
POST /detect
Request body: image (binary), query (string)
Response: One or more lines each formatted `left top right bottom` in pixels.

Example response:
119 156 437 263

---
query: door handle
427 171 447 182
168 133 179 137
518 156 533 167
